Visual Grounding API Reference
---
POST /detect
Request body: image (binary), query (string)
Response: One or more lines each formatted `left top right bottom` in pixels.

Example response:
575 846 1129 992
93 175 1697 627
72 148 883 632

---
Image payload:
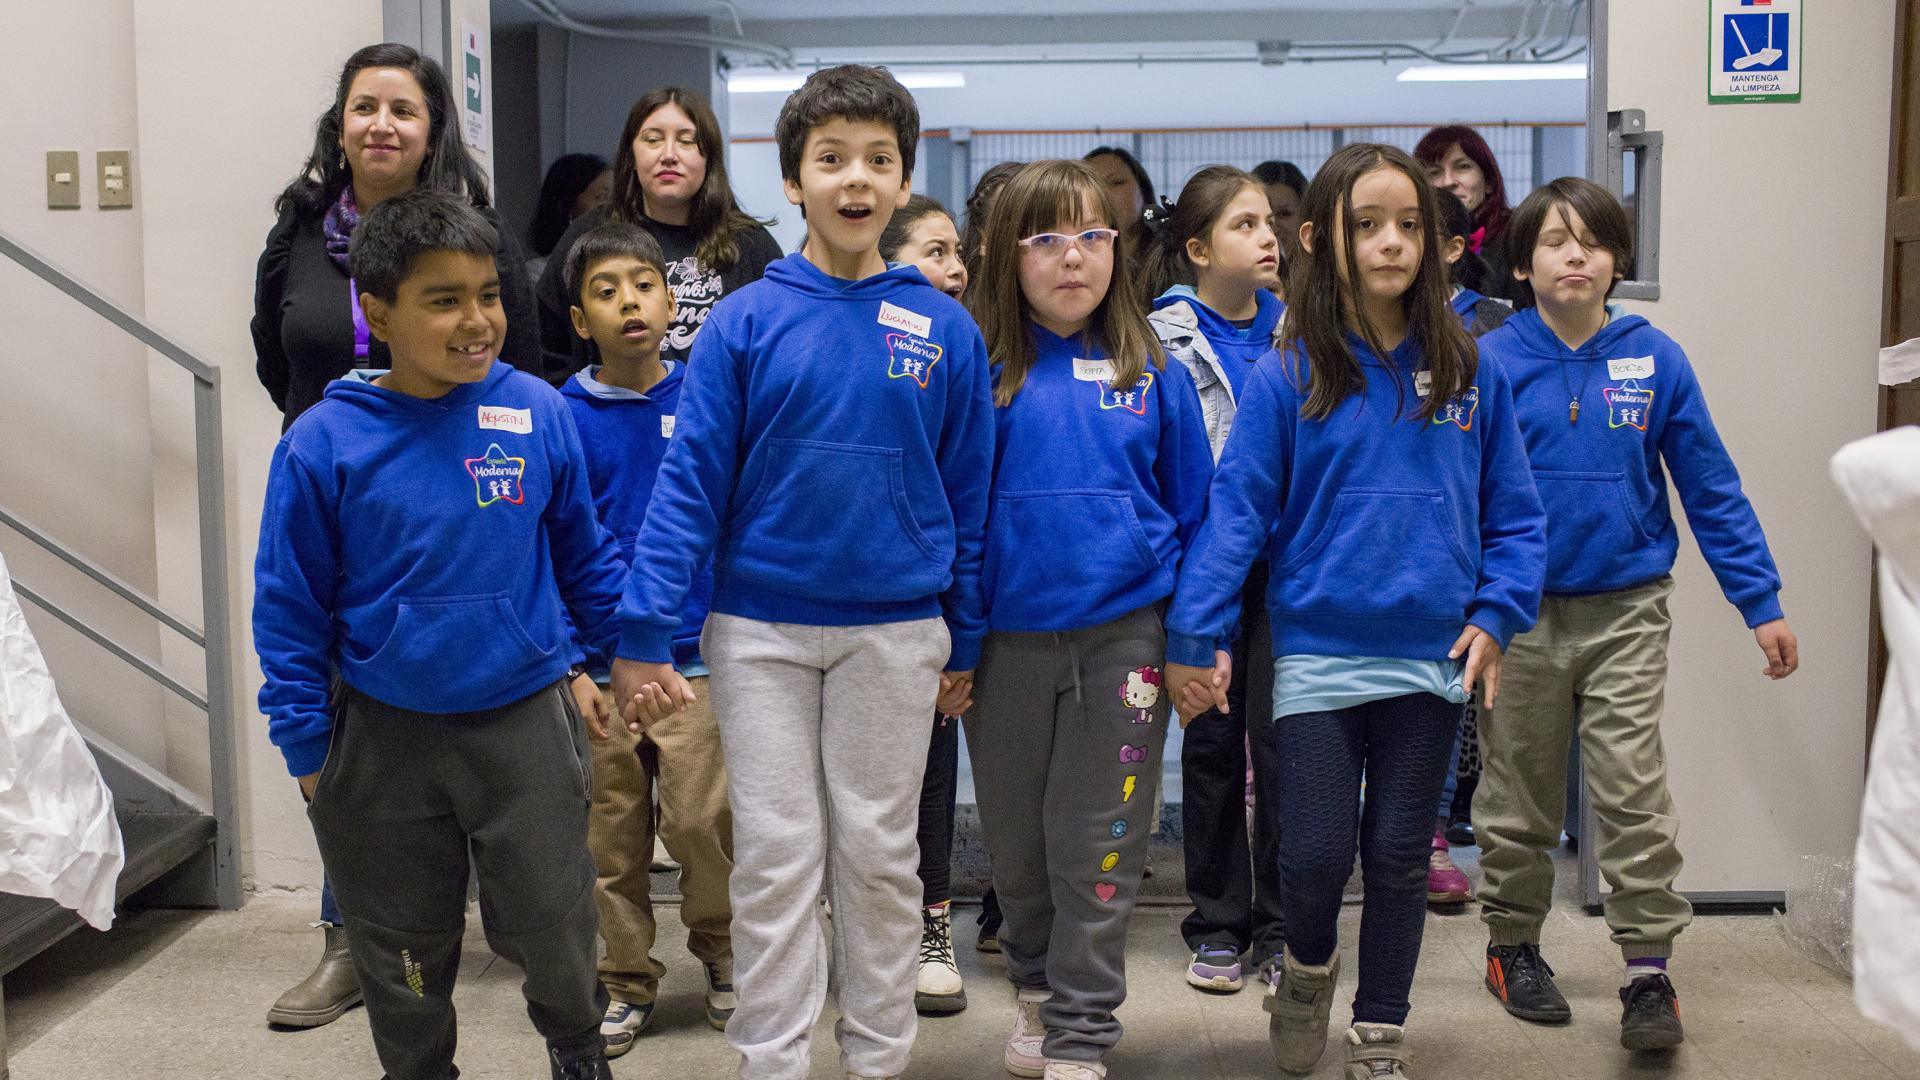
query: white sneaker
915 902 968 1014
650 836 679 872
1005 989 1050 1077
703 958 736 1031
1043 1062 1107 1079
599 999 652 1058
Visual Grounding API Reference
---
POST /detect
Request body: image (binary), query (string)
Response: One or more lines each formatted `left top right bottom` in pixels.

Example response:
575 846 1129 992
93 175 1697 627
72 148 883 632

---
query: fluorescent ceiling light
728 71 966 93
1397 62 1586 82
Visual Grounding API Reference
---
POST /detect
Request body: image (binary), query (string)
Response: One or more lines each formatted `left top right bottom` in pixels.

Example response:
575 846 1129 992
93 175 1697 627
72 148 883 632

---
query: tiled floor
6 882 1916 1080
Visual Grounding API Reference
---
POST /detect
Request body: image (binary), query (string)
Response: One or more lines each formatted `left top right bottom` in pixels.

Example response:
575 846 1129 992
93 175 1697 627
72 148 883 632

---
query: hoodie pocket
1530 470 1652 579
352 593 556 691
1276 489 1476 618
728 438 945 598
984 490 1160 610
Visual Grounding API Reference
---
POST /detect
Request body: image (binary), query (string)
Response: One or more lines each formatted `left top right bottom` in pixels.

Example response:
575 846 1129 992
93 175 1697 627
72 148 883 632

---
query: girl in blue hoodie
1141 165 1289 995
965 158 1212 1080
1472 178 1798 1054
1164 143 1547 1080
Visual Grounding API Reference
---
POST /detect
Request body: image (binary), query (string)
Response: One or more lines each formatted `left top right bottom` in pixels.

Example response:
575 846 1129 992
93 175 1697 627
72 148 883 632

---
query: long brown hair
974 160 1164 407
1280 143 1476 422
609 87 770 271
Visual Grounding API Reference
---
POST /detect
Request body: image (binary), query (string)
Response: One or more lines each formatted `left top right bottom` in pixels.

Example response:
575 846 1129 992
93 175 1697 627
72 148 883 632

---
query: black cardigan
535 206 784 380
251 204 543 429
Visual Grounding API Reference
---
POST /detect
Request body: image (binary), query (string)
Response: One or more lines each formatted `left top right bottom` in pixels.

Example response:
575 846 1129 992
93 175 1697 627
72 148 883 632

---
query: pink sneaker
1428 829 1473 904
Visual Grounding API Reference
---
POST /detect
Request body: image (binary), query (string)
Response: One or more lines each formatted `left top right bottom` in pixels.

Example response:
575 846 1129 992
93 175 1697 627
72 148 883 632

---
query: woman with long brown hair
536 87 781 376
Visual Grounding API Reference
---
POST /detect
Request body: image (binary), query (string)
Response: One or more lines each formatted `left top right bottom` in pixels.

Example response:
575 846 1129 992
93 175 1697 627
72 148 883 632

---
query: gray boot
1263 949 1340 1075
1345 1022 1411 1079
266 924 363 1027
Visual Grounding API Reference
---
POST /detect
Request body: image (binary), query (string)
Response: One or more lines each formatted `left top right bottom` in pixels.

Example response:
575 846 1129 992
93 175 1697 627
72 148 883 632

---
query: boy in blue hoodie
608 65 994 1080
253 190 627 1080
558 222 736 1056
1473 178 1800 1053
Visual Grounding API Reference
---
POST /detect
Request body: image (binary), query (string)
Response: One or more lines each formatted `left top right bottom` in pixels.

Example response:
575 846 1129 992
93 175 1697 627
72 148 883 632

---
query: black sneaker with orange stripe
1619 972 1685 1051
1485 943 1572 1023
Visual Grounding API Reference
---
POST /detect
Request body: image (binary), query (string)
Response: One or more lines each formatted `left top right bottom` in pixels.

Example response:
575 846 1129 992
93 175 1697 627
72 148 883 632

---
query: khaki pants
1476 577 1692 961
588 676 734 1005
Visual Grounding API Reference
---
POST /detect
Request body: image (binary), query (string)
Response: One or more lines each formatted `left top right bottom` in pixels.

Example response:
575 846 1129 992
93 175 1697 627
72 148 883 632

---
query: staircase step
0 809 212 976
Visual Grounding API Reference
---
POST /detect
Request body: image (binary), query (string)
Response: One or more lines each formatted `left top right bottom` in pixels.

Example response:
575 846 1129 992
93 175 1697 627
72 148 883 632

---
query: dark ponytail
1139 165 1264 301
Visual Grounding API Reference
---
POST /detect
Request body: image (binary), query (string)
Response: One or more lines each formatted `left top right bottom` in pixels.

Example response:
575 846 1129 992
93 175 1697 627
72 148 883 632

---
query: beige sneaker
1263 949 1340 1075
1005 989 1049 1077
1042 1062 1106 1079
1345 1022 1411 1078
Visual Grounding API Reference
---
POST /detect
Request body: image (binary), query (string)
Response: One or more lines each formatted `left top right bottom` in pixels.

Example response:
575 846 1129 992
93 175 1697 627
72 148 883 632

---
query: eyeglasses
1018 228 1119 259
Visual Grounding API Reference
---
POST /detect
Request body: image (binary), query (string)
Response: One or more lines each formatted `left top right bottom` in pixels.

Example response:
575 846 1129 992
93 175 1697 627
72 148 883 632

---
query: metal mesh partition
963 124 1572 209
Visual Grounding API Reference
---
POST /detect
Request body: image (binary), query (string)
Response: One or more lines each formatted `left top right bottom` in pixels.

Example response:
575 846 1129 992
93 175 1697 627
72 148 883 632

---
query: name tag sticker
477 406 532 435
661 415 676 438
1608 355 1656 380
1414 371 1433 398
1073 358 1116 382
877 300 933 339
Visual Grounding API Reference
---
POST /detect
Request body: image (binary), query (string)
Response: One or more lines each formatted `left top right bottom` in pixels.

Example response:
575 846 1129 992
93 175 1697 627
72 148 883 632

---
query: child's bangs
1015 169 1111 238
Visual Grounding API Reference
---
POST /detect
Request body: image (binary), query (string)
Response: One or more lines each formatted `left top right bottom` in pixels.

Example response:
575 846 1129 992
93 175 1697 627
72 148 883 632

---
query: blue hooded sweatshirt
615 255 996 669
561 363 713 667
254 362 628 777
1477 307 1783 626
1150 285 1285 400
984 325 1213 632
1166 337 1548 667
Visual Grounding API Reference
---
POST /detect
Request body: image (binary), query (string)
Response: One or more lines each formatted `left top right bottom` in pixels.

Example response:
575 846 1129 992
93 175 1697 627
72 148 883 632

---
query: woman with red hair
1415 125 1519 301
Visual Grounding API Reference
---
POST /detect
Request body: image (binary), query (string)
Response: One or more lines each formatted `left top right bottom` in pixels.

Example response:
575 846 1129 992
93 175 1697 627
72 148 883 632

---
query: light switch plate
47 150 80 209
97 150 132 209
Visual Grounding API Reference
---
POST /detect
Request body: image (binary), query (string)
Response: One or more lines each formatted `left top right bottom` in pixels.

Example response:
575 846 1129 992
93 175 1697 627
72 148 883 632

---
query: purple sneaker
1186 944 1245 992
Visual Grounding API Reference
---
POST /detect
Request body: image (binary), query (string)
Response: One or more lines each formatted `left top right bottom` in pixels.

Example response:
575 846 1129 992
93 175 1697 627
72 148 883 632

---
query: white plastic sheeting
1831 426 1920 1051
0 550 123 930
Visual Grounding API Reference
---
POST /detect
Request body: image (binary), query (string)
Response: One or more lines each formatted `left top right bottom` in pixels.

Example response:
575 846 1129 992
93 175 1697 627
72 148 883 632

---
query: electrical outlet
47 151 80 209
97 150 132 209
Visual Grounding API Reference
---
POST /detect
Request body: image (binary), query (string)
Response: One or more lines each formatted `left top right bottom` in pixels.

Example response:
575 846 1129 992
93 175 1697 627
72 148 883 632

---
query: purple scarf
322 186 361 272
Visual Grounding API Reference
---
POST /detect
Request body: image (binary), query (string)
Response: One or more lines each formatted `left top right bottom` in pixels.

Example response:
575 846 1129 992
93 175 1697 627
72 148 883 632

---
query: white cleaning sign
1709 0 1802 105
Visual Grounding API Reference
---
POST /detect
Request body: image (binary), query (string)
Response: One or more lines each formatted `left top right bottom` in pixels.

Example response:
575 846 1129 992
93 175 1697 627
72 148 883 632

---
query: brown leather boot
266 924 362 1027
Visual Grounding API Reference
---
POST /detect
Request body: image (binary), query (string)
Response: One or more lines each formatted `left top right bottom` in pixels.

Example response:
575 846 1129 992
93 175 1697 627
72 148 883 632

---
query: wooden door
1872 0 1920 751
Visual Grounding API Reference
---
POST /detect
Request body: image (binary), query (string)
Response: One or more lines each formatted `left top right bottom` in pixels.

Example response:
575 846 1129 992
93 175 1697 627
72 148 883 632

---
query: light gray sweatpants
702 612 949 1080
965 605 1170 1065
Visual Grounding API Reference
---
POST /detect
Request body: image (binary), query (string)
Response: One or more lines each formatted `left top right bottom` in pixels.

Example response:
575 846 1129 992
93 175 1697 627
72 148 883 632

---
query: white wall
0 2 168 770
129 0 385 897
1606 0 1890 893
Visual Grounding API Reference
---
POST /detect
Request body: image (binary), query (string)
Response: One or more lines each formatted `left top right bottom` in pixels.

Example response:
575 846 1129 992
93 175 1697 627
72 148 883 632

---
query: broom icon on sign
1729 13 1784 70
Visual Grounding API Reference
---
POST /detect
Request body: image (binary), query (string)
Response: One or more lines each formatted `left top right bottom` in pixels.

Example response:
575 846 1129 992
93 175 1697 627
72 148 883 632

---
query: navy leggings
1271 692 1461 1026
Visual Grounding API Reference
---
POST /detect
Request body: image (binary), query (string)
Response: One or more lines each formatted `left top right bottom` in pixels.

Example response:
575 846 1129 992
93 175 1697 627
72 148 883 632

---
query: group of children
253 60 1800 1080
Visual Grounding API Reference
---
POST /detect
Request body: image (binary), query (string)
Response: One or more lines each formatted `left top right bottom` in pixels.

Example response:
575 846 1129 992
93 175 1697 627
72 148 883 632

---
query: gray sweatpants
701 613 949 1080
308 681 606 1080
965 605 1169 1065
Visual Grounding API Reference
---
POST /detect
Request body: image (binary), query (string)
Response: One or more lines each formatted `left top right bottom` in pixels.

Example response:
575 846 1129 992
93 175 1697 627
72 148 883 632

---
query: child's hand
611 658 694 731
937 669 974 717
1167 651 1231 724
571 672 611 740
1754 619 1799 679
1450 625 1504 708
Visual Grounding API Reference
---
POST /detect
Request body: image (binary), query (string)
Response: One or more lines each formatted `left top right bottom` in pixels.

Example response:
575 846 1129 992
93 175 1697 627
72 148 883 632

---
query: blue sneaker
599 999 653 1058
1186 944 1245 992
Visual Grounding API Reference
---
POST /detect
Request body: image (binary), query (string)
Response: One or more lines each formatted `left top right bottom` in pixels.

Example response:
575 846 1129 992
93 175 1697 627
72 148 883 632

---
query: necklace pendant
1569 399 1581 424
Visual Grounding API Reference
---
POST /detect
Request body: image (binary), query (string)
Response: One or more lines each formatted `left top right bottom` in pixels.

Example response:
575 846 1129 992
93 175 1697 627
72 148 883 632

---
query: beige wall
1605 0 1890 891
0 2 168 768
130 1 386 896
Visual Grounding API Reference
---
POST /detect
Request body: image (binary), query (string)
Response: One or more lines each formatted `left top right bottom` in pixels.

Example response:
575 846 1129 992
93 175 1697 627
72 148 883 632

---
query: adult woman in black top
536 86 781 376
253 42 541 428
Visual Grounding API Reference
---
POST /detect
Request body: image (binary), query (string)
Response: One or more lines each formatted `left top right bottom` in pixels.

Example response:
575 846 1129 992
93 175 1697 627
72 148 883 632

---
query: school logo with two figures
1099 371 1155 415
885 333 943 389
1604 381 1655 431
1432 385 1480 431
465 443 526 507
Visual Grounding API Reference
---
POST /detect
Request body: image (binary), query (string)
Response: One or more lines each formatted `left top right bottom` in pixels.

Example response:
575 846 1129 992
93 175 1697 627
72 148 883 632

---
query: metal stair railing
0 225 239 911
